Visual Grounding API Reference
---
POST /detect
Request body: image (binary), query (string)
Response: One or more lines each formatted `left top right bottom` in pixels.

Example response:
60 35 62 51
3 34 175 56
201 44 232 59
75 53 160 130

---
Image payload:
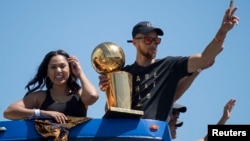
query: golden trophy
91 42 144 118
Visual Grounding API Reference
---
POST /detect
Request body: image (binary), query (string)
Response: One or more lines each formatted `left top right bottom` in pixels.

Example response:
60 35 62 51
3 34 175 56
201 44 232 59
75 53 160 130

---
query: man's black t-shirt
123 56 190 121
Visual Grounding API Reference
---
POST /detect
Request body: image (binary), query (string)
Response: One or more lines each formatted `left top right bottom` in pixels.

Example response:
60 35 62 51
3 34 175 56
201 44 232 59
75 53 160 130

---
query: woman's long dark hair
25 49 80 96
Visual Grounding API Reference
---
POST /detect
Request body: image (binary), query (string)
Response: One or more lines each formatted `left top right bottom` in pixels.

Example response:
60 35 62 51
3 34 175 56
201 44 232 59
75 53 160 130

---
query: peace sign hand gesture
220 1 239 33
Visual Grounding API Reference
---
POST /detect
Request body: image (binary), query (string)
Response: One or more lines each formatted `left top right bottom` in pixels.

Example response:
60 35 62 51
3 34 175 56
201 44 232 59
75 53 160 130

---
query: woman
3 49 99 124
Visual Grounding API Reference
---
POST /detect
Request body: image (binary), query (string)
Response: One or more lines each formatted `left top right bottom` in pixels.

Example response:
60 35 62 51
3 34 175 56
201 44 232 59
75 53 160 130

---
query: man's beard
138 47 156 59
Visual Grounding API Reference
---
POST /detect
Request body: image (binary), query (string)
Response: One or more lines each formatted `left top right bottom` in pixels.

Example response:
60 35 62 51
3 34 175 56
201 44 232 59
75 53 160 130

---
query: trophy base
103 107 144 119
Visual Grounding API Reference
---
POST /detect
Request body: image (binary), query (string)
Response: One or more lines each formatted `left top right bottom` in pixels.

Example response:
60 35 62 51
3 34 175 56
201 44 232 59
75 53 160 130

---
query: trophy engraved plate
91 42 144 118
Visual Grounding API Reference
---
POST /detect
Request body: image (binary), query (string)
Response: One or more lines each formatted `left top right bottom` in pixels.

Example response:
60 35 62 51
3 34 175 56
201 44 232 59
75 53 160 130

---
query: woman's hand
41 110 68 124
68 56 83 78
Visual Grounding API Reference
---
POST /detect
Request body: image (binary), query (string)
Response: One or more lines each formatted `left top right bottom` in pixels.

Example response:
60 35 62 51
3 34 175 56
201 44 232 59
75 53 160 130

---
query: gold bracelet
197 69 202 73
214 37 224 44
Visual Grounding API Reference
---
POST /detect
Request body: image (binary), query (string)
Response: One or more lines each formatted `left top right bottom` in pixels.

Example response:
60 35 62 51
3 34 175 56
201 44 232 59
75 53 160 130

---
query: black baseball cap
172 103 187 113
127 21 164 43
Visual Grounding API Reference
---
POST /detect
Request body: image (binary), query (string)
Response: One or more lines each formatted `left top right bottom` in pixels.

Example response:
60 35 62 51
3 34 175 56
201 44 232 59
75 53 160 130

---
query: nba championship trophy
91 42 144 118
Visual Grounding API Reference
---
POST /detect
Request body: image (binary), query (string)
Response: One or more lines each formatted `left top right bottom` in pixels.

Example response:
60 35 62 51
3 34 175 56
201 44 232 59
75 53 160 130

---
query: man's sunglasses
172 109 180 115
134 37 161 45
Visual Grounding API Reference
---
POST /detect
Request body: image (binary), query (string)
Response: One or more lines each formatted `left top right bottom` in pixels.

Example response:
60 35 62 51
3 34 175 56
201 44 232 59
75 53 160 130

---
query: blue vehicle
0 118 171 141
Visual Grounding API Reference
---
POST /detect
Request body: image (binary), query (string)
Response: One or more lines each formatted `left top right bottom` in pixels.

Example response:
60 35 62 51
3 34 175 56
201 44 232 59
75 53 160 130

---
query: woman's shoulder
23 90 47 107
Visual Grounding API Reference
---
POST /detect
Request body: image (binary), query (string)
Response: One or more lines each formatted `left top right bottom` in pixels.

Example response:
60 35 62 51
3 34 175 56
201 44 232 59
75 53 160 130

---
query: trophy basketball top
91 42 125 74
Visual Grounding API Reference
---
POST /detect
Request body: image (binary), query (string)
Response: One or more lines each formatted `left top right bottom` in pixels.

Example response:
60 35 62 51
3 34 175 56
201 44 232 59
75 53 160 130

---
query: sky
0 0 249 141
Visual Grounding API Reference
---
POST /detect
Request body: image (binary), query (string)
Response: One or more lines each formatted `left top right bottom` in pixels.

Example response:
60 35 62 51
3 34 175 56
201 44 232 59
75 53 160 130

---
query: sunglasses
172 109 180 115
134 37 161 45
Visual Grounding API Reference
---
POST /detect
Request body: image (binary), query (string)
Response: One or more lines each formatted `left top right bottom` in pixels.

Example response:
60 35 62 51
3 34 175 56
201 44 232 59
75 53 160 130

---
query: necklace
50 89 73 103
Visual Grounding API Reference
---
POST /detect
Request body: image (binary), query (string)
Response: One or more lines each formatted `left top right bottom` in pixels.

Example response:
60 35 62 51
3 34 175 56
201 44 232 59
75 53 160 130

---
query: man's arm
203 99 236 141
174 71 200 101
187 6 239 73
175 5 239 101
217 99 236 125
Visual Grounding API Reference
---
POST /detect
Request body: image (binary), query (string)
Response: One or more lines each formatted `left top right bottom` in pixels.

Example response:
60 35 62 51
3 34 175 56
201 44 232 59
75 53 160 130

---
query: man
168 103 187 139
99 5 239 121
169 120 184 139
167 103 187 123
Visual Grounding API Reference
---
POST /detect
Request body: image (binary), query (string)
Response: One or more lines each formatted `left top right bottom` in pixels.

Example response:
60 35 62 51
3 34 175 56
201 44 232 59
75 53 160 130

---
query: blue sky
0 0 249 141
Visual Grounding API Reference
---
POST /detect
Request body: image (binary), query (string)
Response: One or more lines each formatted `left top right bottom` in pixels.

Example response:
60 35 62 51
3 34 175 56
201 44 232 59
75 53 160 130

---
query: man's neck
135 56 155 67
